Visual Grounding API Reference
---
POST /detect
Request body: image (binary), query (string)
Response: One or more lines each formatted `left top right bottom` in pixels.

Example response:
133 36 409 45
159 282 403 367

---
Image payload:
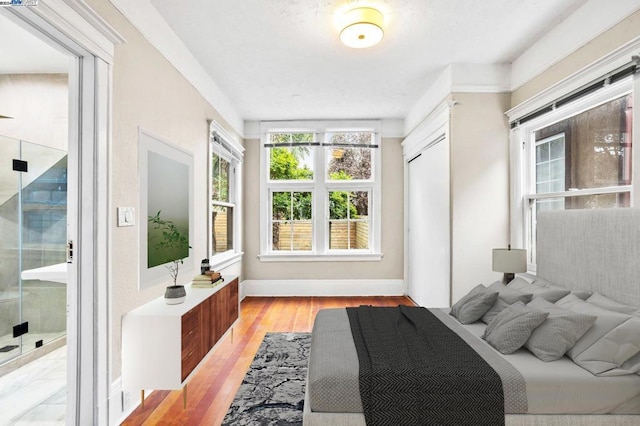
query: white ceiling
149 0 590 122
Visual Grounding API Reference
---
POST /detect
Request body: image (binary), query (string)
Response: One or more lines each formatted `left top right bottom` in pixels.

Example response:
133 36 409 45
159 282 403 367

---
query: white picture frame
138 129 194 290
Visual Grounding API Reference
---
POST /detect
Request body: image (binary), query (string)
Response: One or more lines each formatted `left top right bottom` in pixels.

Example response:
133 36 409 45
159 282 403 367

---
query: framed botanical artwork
138 129 194 290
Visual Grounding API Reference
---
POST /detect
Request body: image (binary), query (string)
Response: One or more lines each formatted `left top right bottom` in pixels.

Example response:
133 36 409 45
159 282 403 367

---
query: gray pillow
450 284 499 324
571 289 593 300
587 292 640 315
482 302 548 354
525 297 597 361
508 277 570 303
481 281 533 324
556 294 640 376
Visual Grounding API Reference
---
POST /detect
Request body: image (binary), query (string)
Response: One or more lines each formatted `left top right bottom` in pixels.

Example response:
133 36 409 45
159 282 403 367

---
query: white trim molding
507 36 640 123
511 0 640 90
404 63 509 136
241 279 405 298
244 118 405 139
1 2 123 425
108 0 244 136
258 120 383 261
402 99 454 161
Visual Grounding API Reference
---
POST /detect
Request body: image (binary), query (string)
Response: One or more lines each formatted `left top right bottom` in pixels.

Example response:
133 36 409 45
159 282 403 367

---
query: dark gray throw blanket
347 305 504 426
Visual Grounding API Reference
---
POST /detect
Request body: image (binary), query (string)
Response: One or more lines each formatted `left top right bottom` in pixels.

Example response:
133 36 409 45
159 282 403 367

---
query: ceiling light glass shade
340 7 384 49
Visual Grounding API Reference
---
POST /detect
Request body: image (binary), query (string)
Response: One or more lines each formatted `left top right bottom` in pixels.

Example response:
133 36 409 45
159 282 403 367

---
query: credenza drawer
181 345 200 381
182 307 199 333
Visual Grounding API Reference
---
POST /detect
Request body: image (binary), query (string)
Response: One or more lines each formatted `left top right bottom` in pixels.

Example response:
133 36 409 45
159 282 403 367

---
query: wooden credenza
122 276 239 402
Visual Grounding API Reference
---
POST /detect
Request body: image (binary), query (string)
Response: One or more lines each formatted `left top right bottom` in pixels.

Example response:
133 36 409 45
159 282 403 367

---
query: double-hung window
510 62 637 270
209 121 244 268
260 121 381 261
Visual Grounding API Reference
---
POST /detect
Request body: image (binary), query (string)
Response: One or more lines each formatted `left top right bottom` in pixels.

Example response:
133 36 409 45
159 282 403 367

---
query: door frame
402 100 454 305
0 2 122 424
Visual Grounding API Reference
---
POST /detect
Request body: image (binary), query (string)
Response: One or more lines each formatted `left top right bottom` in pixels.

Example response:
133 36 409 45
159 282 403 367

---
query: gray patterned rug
222 332 311 425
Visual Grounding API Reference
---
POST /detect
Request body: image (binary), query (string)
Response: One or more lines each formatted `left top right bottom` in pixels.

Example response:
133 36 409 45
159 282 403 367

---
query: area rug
222 332 311 425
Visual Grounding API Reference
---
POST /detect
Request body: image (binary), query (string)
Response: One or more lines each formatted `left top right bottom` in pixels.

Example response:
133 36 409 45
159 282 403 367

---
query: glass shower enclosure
0 135 67 366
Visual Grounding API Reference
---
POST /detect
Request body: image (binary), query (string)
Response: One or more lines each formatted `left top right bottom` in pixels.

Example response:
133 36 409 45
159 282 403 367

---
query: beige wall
450 92 511 302
512 10 640 107
242 137 404 281
85 0 242 380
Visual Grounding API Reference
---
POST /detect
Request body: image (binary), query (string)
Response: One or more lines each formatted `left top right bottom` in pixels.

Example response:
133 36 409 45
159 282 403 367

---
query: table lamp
492 245 527 284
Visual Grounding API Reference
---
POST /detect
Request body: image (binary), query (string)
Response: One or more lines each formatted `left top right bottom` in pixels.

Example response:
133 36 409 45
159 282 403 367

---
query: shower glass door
0 136 67 365
0 135 21 364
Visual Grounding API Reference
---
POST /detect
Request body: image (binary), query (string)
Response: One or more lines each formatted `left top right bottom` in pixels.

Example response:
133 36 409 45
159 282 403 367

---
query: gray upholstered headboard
536 208 640 307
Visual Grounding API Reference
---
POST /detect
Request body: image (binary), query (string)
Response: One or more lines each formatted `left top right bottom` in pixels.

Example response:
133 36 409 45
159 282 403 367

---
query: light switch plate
117 207 135 227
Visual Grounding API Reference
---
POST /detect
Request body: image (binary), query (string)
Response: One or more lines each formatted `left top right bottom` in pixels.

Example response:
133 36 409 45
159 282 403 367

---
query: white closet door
407 137 450 307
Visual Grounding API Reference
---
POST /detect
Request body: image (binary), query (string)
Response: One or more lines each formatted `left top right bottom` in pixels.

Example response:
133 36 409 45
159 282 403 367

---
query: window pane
326 131 372 145
329 221 369 250
550 158 564 178
329 190 352 219
292 220 312 250
536 162 549 182
269 132 314 181
550 179 564 192
212 205 233 254
536 143 549 163
536 182 549 194
535 134 565 194
269 132 314 144
212 153 230 202
353 221 369 249
292 191 312 220
550 136 565 160
352 191 368 216
329 221 349 249
271 191 313 251
272 221 312 251
328 147 372 180
536 193 630 213
326 132 373 180
534 94 633 190
272 192 292 220
328 190 369 250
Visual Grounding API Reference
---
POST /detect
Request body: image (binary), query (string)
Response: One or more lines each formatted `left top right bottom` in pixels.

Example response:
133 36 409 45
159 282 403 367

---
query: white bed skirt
303 377 640 426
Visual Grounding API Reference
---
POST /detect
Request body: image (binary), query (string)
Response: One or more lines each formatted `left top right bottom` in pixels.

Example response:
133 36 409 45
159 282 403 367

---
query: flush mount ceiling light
339 6 384 49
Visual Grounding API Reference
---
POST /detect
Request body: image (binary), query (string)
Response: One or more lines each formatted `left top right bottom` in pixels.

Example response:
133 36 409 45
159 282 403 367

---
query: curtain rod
510 57 639 129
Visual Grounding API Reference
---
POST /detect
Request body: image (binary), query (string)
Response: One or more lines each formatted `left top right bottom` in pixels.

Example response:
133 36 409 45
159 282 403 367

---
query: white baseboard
109 377 151 426
240 279 405 297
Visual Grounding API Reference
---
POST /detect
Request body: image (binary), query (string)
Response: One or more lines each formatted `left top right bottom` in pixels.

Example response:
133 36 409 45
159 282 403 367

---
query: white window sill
258 252 383 262
210 251 244 270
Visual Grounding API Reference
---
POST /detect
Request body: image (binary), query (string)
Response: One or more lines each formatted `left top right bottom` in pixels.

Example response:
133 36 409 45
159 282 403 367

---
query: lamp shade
339 7 384 48
492 248 527 273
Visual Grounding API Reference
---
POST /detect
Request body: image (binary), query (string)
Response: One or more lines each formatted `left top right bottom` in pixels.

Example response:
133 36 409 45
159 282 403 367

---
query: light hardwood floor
121 296 413 425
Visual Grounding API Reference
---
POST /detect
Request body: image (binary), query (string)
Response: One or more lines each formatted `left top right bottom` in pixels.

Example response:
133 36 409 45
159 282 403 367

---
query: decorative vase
164 285 186 305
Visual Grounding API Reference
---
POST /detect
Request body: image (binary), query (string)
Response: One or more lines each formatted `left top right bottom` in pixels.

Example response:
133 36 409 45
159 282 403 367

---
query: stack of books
192 270 224 288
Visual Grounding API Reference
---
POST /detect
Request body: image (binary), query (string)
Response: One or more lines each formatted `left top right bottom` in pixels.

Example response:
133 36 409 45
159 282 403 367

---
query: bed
303 208 640 425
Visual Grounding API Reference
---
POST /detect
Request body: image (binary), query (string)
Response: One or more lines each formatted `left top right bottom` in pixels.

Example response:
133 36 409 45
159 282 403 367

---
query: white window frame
259 120 382 261
509 74 637 272
208 121 244 270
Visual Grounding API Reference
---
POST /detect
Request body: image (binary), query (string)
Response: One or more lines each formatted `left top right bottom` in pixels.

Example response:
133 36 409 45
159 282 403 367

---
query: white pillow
587 292 640 315
556 294 640 376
